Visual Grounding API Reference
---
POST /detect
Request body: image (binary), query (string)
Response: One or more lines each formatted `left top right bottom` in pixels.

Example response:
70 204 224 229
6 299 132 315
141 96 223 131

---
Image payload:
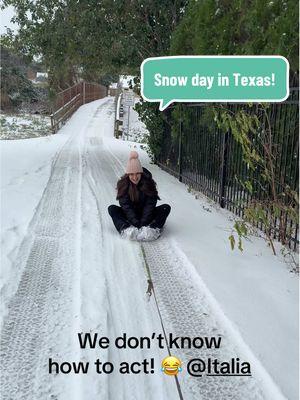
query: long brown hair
116 173 160 202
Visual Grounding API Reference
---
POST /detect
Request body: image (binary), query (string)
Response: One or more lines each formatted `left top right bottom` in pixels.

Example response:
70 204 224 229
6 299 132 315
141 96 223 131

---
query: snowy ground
121 96 148 143
0 97 298 400
0 113 52 139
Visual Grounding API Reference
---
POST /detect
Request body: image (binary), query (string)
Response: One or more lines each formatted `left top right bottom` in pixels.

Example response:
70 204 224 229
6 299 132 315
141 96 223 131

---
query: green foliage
98 74 119 87
170 0 299 71
0 44 38 108
216 104 299 254
170 104 213 141
229 220 248 252
3 0 188 91
2 0 188 155
228 234 236 251
214 105 262 170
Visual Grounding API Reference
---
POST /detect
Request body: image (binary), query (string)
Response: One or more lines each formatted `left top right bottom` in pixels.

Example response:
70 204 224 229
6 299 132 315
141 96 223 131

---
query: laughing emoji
161 356 182 376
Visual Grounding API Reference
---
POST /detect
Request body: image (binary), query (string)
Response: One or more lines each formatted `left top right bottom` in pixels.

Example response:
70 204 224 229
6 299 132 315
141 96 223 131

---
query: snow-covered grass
0 112 51 139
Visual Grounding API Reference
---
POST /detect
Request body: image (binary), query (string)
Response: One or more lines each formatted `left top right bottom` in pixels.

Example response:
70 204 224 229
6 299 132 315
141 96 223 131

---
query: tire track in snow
142 240 287 400
0 100 111 400
83 134 178 400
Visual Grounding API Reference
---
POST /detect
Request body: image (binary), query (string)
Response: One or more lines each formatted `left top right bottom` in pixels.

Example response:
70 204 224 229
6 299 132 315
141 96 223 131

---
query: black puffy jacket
118 168 158 228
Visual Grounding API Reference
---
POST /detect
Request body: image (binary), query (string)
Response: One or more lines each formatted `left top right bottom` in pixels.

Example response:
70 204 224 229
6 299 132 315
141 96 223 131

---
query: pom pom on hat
129 150 139 160
126 151 143 174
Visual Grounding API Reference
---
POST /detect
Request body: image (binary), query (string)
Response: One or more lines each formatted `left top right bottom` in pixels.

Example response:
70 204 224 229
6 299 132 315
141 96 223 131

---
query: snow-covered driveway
0 98 296 400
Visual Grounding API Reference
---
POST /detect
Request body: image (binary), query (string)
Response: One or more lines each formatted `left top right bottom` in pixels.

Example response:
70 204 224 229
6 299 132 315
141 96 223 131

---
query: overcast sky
0 6 18 35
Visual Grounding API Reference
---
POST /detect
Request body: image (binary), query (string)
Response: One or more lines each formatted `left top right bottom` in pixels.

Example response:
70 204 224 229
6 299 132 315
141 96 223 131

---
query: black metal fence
157 74 299 250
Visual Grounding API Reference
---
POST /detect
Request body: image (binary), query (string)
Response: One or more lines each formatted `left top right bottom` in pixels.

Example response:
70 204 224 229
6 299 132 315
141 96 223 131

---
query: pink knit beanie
126 151 143 174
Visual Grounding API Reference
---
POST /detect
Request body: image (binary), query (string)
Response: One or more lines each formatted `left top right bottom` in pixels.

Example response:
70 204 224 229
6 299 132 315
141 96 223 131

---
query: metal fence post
50 112 55 134
178 105 183 182
83 81 86 104
219 131 229 208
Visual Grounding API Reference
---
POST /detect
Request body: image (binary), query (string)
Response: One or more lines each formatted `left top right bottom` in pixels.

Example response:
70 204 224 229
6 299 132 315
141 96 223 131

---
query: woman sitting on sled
108 151 171 241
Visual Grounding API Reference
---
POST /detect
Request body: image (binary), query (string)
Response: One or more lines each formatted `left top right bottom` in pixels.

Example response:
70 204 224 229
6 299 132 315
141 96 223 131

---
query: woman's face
128 172 142 185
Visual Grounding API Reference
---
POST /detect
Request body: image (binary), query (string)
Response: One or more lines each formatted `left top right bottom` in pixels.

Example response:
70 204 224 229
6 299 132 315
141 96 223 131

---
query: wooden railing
50 82 107 133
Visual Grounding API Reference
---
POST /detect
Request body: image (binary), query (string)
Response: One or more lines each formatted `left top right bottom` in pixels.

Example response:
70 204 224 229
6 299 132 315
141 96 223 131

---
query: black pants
108 204 171 233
